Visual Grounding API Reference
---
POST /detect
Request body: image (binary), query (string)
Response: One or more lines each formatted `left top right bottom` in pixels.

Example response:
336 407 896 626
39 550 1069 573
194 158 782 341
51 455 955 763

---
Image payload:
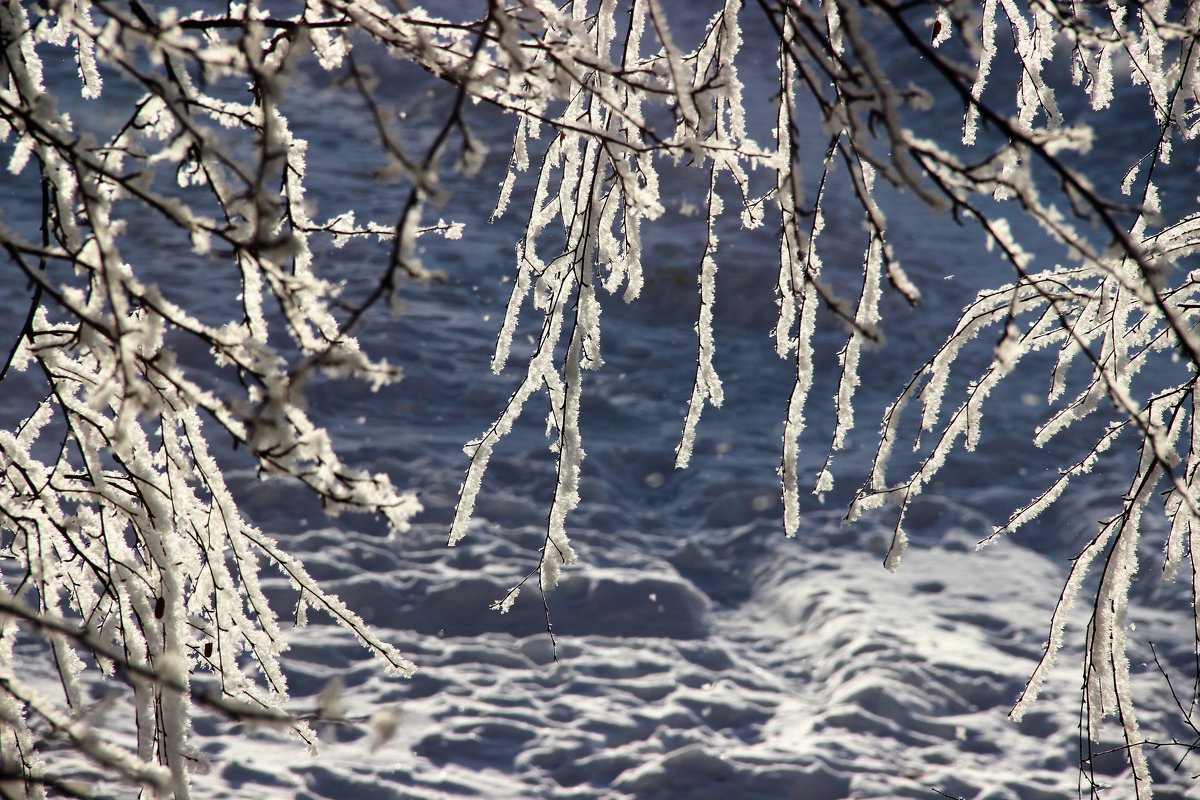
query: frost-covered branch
453 0 1200 793
0 0 465 793
5 0 1200 796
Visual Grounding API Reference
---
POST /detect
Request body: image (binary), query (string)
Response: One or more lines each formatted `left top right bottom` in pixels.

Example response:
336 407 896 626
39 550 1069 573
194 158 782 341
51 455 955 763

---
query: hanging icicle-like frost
454 0 770 592
963 0 999 145
675 0 758 469
0 2 465 793
818 158 887 499
676 243 723 470
458 0 1200 792
773 17 811 539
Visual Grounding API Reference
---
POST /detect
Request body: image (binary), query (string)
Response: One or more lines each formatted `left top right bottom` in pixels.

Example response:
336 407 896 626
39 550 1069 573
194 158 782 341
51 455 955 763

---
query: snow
5 3 1200 798
13 325 1198 796
36 499 1186 798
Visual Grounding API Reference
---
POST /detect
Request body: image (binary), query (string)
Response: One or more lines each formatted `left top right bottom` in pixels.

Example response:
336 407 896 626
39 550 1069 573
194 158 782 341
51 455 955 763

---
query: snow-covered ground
207 510 1090 800
50 484 1192 798
20 487 1200 798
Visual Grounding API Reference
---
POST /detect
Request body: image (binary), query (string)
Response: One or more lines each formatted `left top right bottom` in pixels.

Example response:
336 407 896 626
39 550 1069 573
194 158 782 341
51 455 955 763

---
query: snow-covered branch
3 0 1200 796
